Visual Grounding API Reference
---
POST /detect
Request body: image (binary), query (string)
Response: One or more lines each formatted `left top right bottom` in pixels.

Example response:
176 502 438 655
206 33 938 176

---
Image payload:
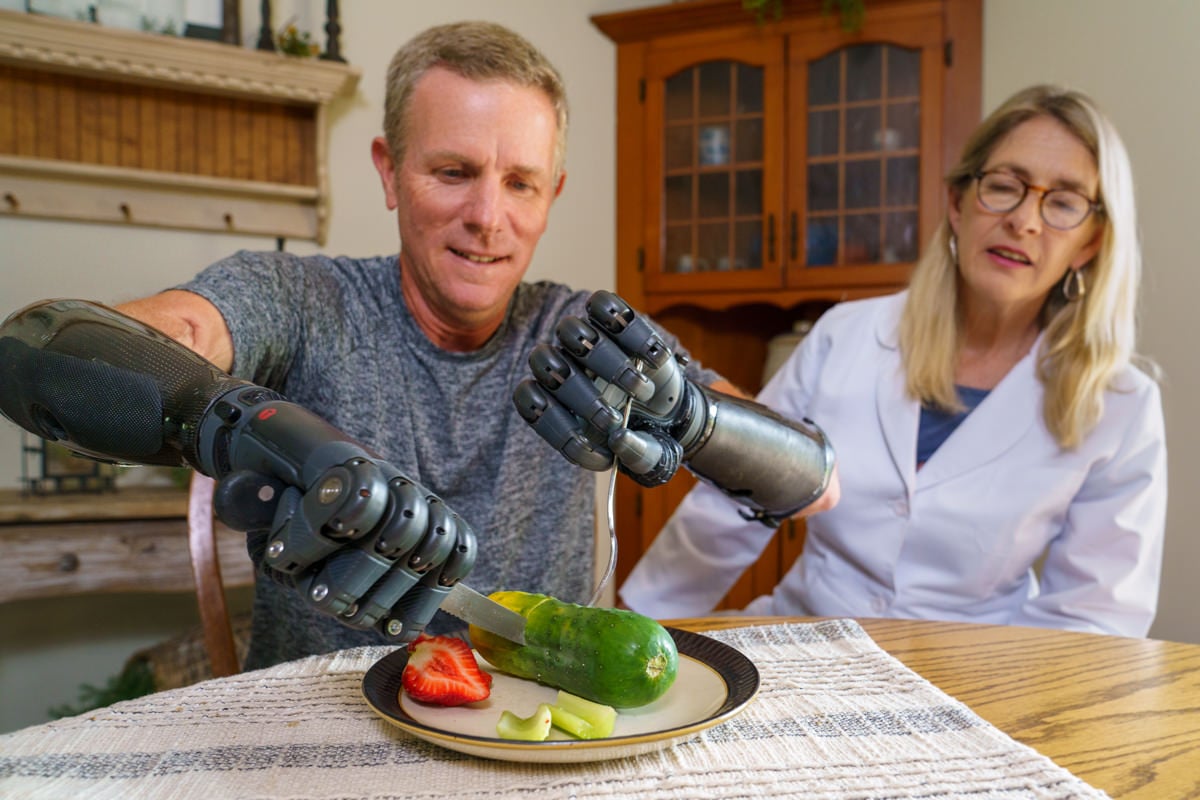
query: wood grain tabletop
672 616 1200 799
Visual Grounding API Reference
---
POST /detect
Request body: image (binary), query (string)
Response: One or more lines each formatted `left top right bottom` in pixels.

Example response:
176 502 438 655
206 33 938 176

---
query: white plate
361 627 759 763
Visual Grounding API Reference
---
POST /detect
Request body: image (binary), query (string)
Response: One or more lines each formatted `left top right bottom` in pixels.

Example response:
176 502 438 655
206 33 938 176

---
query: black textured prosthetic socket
0 298 476 643
0 299 245 468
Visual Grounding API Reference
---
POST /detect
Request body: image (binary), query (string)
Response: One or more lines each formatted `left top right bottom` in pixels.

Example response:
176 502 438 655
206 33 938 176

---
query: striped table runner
0 619 1106 799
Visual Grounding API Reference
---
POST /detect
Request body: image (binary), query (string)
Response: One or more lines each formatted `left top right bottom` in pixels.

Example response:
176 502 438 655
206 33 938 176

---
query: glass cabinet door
804 43 922 267
644 39 786 291
664 60 765 274
787 15 943 288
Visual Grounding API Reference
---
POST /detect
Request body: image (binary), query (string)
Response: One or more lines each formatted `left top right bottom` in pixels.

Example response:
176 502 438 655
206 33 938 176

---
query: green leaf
48 659 156 719
821 0 867 32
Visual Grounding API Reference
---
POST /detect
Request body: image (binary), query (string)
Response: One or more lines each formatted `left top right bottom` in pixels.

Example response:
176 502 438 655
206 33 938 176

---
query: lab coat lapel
916 343 1041 490
874 306 918 497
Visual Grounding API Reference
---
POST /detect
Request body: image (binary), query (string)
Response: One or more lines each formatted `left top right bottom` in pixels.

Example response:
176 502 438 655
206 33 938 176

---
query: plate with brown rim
361 627 760 763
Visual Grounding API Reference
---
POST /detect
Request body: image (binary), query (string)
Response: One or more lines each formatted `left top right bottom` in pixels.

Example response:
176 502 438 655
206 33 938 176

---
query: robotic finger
512 377 614 471
286 475 430 621
584 291 672 370
527 343 622 433
339 496 456 638
376 507 477 642
553 316 655 402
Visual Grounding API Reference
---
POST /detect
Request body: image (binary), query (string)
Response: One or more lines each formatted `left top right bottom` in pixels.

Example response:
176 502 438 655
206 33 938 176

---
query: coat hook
224 212 235 229
120 202 132 220
3 192 17 212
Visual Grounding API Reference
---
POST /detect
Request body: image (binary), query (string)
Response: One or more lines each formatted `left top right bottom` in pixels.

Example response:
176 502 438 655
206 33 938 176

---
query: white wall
2 0 1197 734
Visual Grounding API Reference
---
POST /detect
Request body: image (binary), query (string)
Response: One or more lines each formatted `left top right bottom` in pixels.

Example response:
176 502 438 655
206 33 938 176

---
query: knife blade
439 582 527 645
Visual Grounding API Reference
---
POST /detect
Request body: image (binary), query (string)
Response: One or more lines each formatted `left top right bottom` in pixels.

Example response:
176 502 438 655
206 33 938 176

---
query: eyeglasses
974 170 1103 231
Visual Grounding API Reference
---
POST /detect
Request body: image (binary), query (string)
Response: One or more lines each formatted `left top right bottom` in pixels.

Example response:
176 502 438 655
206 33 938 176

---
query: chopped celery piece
553 690 617 739
547 704 595 739
496 703 553 741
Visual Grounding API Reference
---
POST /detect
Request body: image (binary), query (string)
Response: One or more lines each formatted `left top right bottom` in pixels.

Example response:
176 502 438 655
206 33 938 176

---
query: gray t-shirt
181 251 717 668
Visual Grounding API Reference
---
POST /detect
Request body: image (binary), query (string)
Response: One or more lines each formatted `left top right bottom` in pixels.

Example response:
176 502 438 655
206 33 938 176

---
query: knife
439 582 527 645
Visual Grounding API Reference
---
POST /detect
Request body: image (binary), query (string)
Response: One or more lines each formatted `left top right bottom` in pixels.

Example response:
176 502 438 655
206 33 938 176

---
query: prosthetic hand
513 291 835 527
0 299 473 642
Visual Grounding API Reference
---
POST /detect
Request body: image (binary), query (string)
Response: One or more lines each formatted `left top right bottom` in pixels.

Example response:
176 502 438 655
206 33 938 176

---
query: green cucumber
468 591 678 708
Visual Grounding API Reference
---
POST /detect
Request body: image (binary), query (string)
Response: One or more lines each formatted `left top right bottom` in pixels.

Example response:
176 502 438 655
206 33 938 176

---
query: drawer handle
58 553 80 572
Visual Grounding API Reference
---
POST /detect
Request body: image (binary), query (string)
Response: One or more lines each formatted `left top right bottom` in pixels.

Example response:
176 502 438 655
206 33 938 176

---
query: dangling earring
1063 269 1086 302
948 235 958 264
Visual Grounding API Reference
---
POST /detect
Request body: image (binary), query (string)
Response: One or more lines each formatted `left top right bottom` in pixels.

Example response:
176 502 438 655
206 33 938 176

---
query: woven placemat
0 619 1107 799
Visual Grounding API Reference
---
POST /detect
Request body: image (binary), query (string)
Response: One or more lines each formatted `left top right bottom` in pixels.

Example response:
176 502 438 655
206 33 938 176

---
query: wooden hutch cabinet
590 0 981 609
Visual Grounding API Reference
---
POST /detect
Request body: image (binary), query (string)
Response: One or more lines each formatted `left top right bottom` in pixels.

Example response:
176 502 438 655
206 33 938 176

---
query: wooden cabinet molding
0 9 360 242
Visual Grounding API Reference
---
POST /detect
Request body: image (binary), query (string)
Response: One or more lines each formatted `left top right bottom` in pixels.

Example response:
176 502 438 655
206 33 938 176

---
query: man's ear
371 137 400 210
553 170 566 200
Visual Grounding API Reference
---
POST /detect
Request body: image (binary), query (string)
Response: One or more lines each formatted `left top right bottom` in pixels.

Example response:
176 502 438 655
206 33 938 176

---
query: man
0 22 836 671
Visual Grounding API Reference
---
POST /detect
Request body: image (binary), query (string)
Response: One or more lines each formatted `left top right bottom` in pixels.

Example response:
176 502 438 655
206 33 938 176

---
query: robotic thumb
609 427 681 487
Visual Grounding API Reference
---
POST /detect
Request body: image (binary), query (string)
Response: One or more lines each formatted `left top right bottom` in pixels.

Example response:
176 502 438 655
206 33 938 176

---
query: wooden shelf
0 485 188 524
0 486 253 603
0 9 360 242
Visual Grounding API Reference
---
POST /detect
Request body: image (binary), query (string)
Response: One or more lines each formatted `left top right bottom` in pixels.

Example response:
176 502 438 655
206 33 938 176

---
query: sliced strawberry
401 634 493 706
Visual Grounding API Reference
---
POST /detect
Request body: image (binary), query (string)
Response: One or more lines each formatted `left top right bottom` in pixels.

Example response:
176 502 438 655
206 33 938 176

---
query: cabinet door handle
767 214 776 261
790 211 799 262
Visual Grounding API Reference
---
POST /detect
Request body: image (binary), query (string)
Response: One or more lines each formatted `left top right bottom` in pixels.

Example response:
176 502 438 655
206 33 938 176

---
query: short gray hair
382 21 569 180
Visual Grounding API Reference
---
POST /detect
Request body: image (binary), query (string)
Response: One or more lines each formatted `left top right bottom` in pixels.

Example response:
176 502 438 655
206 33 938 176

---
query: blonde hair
382 21 569 181
899 85 1155 449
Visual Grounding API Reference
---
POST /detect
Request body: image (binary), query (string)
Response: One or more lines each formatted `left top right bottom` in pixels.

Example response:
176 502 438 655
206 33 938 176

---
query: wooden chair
186 472 241 678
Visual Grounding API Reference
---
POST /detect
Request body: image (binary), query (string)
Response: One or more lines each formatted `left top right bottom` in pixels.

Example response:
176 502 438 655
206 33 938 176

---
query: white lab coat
621 292 1167 637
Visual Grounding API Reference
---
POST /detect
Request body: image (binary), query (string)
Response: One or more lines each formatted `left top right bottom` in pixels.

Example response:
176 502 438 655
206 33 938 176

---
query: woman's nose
1005 190 1044 234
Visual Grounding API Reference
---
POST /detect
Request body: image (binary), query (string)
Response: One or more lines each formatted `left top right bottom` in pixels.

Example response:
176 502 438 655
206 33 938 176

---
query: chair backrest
187 472 241 677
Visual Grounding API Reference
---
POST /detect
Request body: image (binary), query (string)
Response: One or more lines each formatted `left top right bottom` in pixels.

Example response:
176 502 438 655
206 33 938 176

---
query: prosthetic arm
513 291 835 527
0 299 474 642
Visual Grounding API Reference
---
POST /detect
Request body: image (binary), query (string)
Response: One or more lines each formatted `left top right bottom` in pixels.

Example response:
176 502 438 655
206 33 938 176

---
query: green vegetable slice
496 692 619 742
547 704 594 739
553 690 617 739
496 704 553 741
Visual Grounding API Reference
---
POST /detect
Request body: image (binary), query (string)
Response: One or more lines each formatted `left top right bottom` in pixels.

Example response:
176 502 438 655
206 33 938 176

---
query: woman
620 85 1167 637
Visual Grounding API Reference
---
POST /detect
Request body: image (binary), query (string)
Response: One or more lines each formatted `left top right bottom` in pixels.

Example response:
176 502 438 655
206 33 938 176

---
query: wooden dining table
2 614 1197 799
676 616 1200 800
